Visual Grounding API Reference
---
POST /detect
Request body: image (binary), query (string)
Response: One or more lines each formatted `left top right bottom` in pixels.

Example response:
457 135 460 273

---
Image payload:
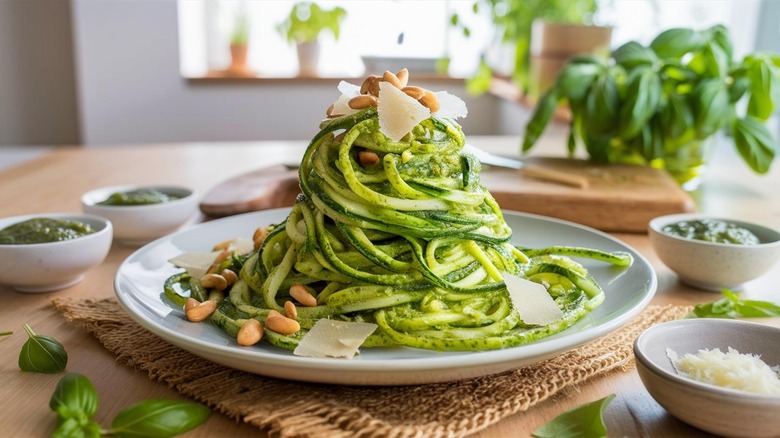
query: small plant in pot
228 12 252 76
277 2 347 77
523 24 779 190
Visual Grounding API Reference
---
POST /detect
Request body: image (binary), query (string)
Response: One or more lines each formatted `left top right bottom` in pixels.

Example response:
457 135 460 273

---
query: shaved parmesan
229 237 254 255
331 94 360 116
168 251 221 280
378 82 430 141
337 80 360 97
503 273 563 326
668 347 780 395
294 319 377 359
434 91 468 119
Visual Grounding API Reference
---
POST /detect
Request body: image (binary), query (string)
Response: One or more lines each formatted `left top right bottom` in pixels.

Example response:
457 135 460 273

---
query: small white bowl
634 319 780 437
82 185 198 246
0 213 113 292
648 213 780 291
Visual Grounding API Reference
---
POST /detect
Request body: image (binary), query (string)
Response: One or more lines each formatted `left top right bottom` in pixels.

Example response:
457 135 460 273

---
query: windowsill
186 71 465 84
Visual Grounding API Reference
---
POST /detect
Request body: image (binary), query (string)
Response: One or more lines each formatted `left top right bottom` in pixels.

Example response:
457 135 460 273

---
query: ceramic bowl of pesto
0 213 113 292
648 213 780 291
634 319 780 437
82 185 198 246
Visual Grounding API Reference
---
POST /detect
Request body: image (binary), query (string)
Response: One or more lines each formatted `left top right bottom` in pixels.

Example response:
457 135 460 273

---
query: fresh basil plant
524 25 779 178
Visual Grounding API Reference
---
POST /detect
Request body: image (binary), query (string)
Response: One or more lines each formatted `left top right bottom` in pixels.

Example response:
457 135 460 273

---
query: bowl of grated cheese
634 318 780 437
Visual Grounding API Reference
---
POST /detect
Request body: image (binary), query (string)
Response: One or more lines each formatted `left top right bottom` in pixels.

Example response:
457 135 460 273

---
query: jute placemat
52 298 690 438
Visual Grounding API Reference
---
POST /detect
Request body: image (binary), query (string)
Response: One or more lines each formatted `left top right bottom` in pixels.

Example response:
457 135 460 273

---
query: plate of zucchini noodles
115 73 656 385
115 208 655 385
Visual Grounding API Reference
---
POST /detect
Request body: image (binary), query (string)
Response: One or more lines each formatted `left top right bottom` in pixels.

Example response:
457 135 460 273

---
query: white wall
0 0 80 146
71 0 500 146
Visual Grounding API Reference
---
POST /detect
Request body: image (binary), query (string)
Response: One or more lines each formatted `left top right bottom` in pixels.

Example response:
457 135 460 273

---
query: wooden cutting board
200 158 695 233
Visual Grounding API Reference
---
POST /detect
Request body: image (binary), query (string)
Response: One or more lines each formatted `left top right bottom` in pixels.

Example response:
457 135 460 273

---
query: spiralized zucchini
165 106 632 352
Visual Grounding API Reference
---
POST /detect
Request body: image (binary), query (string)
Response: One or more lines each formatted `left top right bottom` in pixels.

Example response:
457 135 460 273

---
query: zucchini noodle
165 105 633 352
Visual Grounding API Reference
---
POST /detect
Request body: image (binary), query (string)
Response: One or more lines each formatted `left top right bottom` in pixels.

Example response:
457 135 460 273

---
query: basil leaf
693 79 730 139
732 116 777 174
532 394 615 438
702 42 729 78
18 323 68 373
661 93 694 140
109 399 211 438
50 373 99 420
688 288 780 318
613 41 657 69
619 67 662 140
556 63 601 102
522 90 558 153
651 28 707 58
52 418 102 438
747 58 775 120
708 24 733 60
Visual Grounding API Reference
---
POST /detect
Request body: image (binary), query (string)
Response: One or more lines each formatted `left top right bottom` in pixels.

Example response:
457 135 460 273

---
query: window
178 0 761 79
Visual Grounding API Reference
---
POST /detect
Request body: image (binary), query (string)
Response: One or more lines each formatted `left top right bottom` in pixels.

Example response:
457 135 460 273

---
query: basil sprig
688 288 780 319
532 394 615 438
524 24 779 175
50 373 211 438
19 323 68 373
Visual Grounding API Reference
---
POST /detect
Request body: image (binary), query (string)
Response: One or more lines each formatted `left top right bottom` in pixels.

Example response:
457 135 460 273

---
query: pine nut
290 284 318 307
265 314 301 334
221 269 238 287
348 94 378 109
360 75 379 95
368 76 381 96
184 298 200 312
396 68 409 87
253 227 267 250
185 300 217 322
358 151 380 167
420 90 441 113
237 319 263 346
200 273 228 291
402 86 424 100
213 239 235 251
382 70 402 88
284 300 298 319
326 103 335 117
207 249 232 274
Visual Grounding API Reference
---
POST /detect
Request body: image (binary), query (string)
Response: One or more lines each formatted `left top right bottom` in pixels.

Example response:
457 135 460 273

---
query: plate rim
114 208 657 383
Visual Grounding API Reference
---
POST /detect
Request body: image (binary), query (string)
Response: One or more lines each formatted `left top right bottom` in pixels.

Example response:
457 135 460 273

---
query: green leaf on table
109 399 211 438
732 116 777 174
688 288 780 319
50 373 99 419
52 417 102 438
18 323 68 373
532 394 615 438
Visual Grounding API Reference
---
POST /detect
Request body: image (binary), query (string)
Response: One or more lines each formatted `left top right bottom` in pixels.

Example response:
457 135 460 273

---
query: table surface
1 136 778 437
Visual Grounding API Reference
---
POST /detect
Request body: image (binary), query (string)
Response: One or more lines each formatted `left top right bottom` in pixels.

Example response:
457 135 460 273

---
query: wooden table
1 136 778 437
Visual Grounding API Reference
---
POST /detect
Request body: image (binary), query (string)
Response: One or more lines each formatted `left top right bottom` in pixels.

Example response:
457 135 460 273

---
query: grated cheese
667 347 780 395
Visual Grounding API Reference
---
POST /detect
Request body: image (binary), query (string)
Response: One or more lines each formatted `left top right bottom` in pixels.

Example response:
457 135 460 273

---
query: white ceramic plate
115 209 656 385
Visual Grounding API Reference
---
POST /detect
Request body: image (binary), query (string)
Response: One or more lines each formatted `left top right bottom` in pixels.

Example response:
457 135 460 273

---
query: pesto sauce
0 218 95 245
98 188 180 206
662 219 760 245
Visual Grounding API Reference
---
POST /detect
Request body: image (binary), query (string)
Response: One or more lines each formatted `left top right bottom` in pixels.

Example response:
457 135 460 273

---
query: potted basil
277 2 347 77
523 25 779 189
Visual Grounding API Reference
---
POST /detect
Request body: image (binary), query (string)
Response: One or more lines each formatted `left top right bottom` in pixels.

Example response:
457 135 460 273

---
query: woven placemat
52 298 690 438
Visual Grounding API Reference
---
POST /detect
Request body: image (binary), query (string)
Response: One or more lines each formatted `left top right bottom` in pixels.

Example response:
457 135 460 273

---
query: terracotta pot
230 44 248 69
528 20 612 96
